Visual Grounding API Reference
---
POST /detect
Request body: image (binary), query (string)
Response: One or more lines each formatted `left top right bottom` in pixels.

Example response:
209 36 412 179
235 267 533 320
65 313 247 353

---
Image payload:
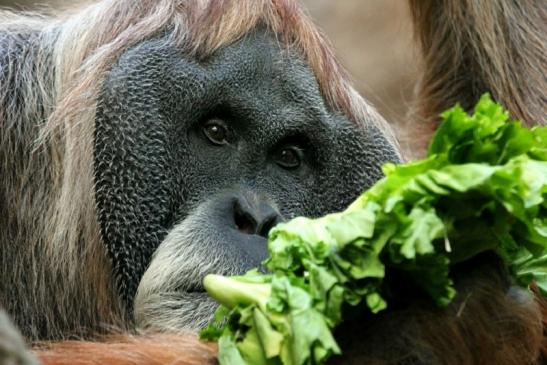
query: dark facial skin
94 29 399 316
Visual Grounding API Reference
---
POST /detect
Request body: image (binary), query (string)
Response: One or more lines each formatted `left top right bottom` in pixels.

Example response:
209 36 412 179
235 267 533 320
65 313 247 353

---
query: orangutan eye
274 146 304 169
203 119 229 146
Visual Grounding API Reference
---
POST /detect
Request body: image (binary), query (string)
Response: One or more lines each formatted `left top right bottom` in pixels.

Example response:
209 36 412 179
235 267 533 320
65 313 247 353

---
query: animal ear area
0 310 39 365
34 333 218 365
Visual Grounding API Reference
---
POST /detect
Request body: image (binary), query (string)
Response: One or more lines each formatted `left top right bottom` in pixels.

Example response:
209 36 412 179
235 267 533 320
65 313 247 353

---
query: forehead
206 30 323 98
120 28 327 112
106 28 356 138
184 29 329 131
196 29 331 126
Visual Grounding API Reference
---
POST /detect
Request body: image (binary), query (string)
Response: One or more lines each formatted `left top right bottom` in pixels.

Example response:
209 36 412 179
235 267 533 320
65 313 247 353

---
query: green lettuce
200 94 547 365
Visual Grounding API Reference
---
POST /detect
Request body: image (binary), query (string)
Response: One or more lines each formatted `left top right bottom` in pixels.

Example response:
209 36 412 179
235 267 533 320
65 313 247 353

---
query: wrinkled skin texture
94 30 398 330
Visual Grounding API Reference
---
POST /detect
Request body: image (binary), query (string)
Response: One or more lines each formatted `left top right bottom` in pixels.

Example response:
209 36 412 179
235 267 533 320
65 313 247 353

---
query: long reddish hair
36 334 216 365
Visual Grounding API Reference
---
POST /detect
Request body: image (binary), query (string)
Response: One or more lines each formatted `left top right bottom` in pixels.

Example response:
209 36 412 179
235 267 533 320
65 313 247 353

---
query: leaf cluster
200 95 547 365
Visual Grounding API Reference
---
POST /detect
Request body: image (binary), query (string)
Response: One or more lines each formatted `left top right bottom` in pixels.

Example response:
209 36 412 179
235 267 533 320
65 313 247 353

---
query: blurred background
0 0 418 154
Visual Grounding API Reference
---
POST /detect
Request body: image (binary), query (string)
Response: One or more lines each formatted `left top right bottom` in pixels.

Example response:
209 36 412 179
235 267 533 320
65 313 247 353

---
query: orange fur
35 334 217 365
407 0 546 154
534 287 547 361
